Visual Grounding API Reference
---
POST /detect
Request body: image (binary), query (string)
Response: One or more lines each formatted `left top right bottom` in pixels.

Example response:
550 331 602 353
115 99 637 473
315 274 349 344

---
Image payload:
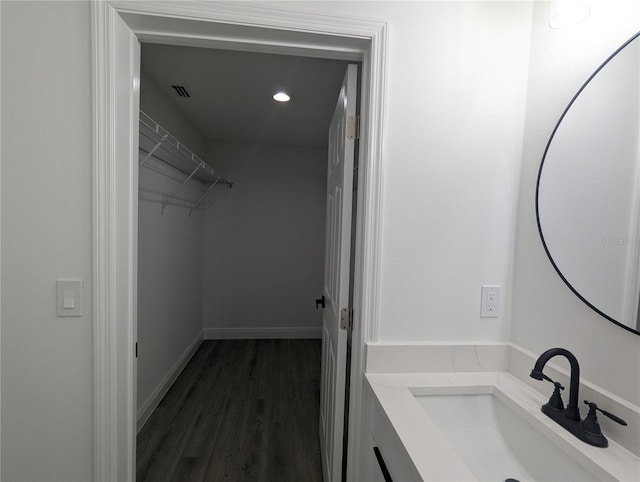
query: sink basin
414 392 599 482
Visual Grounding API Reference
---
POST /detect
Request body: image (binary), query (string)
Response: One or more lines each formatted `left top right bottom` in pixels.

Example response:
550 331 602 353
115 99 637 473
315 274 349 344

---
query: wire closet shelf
138 110 232 215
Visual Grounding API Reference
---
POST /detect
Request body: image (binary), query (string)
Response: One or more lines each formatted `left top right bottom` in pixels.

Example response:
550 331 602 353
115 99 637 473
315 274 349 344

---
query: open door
319 64 358 482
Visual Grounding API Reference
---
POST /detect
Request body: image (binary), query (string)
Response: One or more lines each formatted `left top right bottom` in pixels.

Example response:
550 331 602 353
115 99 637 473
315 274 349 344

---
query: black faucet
530 347 581 420
530 347 626 448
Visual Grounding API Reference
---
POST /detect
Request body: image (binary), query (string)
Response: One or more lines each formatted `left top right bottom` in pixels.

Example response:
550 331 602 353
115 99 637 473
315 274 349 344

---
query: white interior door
319 63 358 482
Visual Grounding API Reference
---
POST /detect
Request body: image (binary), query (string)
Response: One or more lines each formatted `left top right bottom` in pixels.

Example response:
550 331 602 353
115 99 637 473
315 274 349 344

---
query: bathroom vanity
363 343 640 482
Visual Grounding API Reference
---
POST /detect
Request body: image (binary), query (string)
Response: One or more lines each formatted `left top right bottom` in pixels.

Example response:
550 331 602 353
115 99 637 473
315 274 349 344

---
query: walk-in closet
135 43 352 481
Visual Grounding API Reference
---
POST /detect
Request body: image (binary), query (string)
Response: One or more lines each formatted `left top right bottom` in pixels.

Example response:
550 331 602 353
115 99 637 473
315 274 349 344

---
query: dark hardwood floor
137 339 323 482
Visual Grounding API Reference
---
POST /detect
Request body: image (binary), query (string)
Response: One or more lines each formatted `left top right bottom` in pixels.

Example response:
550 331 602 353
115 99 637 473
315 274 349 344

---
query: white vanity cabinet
364 385 422 482
363 431 390 482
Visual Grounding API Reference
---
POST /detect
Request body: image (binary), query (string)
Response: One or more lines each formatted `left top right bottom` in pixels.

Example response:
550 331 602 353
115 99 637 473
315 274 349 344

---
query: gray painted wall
137 66 208 417
1 2 93 480
137 177 205 416
203 142 327 337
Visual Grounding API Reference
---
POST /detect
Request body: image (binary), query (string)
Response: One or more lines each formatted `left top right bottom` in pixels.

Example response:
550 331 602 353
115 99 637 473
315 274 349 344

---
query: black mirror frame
535 30 640 336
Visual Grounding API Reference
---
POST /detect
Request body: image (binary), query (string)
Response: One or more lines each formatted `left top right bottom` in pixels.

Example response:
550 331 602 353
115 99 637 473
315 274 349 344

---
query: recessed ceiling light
273 92 291 102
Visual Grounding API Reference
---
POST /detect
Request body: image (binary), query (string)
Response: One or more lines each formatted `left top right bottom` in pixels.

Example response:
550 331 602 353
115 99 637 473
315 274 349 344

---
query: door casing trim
92 2 387 481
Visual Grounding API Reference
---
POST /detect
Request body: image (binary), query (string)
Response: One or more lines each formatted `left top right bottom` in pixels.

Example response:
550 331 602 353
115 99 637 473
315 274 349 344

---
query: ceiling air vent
170 84 191 98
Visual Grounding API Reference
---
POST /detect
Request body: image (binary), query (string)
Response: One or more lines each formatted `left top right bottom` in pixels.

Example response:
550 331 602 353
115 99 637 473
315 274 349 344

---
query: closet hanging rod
138 110 232 188
140 188 199 210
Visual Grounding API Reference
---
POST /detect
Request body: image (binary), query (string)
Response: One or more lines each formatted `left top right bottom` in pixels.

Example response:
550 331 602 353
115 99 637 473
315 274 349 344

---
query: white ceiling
140 43 352 148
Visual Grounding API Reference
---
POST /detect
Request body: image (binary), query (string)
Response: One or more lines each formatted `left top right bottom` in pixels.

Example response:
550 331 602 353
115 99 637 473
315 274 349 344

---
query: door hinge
347 115 360 140
340 308 353 331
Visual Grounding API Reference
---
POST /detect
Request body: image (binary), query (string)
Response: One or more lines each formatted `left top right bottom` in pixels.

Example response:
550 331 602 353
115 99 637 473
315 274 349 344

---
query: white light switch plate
56 279 83 317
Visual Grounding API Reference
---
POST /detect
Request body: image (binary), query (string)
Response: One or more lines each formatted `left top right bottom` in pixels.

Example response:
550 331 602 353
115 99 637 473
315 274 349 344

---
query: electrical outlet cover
480 285 500 318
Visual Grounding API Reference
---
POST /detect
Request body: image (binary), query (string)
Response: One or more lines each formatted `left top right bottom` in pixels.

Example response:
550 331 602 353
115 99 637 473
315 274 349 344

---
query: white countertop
365 371 640 482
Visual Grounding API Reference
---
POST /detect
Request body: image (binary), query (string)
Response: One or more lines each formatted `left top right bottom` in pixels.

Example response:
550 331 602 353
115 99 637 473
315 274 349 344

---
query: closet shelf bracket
189 176 221 217
139 133 168 168
161 163 201 215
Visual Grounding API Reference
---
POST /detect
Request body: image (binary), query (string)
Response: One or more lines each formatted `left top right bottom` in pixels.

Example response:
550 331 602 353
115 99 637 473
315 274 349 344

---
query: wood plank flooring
137 339 323 482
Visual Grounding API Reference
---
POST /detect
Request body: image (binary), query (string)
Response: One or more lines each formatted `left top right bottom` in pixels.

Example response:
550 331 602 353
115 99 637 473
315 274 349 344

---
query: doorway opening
92 4 386 481
135 43 357 480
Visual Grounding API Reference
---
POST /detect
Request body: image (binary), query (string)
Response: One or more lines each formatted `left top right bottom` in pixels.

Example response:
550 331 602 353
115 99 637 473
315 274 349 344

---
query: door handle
315 296 326 309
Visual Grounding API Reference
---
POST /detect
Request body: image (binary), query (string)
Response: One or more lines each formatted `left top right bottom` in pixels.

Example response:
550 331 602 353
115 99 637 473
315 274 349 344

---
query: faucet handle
547 378 565 410
542 373 563 388
544 374 564 391
533 372 565 409
530 369 565 389
584 400 627 426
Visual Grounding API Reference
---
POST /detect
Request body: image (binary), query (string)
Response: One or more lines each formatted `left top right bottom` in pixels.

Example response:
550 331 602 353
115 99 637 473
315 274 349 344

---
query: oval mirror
537 31 640 335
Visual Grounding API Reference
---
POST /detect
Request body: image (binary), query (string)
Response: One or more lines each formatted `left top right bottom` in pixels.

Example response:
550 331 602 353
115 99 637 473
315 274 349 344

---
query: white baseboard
204 326 321 339
136 331 203 432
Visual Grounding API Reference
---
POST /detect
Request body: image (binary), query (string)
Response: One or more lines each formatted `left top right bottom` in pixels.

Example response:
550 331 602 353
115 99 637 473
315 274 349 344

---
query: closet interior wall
137 69 207 425
137 65 328 429
203 142 327 339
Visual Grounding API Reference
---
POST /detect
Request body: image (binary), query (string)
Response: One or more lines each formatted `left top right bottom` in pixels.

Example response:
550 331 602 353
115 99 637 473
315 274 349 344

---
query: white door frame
92 2 386 481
